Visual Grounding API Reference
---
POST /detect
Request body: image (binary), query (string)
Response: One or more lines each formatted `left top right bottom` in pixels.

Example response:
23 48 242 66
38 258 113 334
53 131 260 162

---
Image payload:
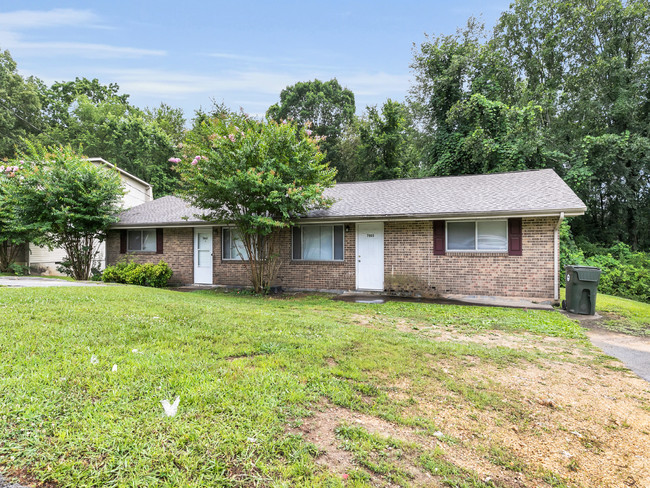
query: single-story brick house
106 169 586 300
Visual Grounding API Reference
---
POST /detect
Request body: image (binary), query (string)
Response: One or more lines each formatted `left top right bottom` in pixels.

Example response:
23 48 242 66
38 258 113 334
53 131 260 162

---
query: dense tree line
2 0 649 252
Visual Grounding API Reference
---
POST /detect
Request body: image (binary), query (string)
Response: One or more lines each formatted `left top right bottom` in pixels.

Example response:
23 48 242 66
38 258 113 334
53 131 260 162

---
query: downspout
554 212 564 301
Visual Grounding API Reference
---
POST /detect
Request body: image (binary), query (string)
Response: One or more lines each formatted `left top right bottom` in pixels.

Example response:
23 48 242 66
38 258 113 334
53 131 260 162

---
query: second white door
356 222 384 290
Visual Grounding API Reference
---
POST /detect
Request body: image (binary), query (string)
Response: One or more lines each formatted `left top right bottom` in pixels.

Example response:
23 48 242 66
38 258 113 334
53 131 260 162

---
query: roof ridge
332 168 554 186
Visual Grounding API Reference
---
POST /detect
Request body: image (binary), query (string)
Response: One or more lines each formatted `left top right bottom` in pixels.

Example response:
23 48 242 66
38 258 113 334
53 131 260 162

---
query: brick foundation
106 216 558 299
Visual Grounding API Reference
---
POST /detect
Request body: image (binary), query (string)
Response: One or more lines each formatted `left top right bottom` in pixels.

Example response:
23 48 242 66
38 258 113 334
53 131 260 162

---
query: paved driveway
0 276 105 287
586 328 650 382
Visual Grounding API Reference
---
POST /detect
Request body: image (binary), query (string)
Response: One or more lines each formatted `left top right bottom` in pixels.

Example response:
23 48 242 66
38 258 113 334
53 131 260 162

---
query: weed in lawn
419 450 498 487
486 445 527 472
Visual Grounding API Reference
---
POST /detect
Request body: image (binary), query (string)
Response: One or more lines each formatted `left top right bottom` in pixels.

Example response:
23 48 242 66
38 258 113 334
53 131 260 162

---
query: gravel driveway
0 276 105 287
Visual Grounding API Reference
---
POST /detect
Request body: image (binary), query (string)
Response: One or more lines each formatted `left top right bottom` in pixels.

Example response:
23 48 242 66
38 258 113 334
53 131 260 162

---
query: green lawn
560 288 650 336
594 294 650 336
0 287 644 487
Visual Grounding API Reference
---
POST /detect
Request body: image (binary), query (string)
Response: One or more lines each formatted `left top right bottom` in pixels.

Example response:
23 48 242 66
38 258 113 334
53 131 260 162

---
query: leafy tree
267 79 355 177
351 100 413 180
143 103 186 146
16 145 124 280
40 77 130 132
179 112 335 293
0 161 48 271
494 0 650 248
431 94 552 175
0 49 43 159
409 1 650 250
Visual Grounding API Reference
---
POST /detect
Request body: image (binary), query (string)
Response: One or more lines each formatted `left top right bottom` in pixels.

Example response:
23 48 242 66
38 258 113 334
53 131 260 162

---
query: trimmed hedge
102 260 173 288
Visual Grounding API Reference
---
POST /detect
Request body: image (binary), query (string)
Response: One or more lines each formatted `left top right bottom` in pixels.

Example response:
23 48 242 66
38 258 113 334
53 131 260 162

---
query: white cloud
0 8 101 29
99 67 409 110
103 68 299 98
339 72 411 97
0 8 162 58
4 40 165 58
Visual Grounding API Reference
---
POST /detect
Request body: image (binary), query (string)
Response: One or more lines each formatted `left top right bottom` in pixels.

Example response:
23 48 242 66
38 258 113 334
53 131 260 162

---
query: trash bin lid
574 267 601 282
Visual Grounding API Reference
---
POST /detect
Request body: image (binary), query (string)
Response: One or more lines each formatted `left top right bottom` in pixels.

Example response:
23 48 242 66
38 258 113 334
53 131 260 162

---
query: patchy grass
0 286 648 487
594 294 650 336
561 288 650 336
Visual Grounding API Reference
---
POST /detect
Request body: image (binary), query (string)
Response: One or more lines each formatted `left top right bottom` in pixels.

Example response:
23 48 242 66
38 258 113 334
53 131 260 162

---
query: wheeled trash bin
563 266 601 315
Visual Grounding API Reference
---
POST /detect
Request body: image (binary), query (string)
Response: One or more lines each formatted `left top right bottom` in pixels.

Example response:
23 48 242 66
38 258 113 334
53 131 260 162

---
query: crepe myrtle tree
178 112 336 293
16 145 124 280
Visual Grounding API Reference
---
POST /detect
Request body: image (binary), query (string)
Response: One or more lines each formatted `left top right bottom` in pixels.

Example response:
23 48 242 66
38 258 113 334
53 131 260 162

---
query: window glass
142 230 157 251
298 225 343 261
477 221 507 250
333 226 344 260
127 231 141 251
447 222 475 250
127 230 157 252
223 228 248 260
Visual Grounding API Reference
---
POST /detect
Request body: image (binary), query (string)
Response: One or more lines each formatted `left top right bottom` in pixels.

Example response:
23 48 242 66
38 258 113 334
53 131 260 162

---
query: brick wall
106 217 558 298
106 228 194 285
384 217 557 299
212 226 356 291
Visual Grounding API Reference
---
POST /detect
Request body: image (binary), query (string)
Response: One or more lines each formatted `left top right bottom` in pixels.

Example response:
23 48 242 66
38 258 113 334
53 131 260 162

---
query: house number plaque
366 234 374 237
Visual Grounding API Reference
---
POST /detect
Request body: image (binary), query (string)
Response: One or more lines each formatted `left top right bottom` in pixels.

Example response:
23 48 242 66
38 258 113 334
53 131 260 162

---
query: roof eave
110 207 586 228
298 207 587 223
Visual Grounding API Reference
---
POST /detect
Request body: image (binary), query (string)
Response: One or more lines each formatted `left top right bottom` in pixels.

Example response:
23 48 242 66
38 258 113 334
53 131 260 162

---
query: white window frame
445 220 508 252
127 229 157 252
221 228 249 261
292 224 344 262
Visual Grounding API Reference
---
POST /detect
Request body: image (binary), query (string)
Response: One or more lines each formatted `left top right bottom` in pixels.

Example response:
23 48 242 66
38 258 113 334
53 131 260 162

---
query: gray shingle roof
113 169 586 227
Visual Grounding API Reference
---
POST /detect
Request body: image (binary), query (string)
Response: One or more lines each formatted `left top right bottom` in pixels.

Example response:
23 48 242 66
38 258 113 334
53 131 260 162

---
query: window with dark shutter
292 226 302 260
508 218 523 256
120 230 127 254
433 220 446 255
156 228 163 254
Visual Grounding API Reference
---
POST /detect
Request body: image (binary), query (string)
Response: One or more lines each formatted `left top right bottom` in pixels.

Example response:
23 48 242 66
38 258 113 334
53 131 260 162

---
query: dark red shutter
156 228 163 254
508 218 522 256
120 230 127 254
433 220 446 255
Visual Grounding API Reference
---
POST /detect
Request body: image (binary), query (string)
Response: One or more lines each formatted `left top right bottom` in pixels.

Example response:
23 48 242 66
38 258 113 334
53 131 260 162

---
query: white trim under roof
109 210 584 229
87 158 153 190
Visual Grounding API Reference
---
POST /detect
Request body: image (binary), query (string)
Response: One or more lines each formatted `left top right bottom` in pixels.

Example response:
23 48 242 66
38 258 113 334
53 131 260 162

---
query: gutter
110 209 585 229
554 212 565 301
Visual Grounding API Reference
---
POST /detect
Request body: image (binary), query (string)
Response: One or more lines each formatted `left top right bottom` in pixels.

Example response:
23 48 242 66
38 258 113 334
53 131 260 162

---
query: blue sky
1 1 511 119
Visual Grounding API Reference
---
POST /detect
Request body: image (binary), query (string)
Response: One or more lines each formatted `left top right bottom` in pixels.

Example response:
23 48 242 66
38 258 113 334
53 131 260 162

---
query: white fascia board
87 158 153 189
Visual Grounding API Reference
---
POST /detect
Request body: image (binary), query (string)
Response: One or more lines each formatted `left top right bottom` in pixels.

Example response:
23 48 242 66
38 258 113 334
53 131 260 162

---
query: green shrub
561 220 649 303
102 259 173 288
8 262 29 276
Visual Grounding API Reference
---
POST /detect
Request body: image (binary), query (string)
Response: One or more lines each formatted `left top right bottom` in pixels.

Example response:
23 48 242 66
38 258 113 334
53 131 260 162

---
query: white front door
194 228 213 284
356 222 384 290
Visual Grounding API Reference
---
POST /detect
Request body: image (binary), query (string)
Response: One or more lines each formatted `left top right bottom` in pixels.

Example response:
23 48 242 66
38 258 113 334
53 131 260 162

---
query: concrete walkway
0 276 105 287
336 292 554 310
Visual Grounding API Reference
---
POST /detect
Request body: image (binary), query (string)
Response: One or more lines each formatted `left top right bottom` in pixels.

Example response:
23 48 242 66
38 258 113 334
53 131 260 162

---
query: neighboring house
27 158 153 275
106 169 586 300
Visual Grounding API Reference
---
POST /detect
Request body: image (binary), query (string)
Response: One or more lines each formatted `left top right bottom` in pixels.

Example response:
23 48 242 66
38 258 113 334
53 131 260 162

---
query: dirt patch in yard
352 313 593 359
290 405 530 487
389 358 650 487
338 314 650 486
